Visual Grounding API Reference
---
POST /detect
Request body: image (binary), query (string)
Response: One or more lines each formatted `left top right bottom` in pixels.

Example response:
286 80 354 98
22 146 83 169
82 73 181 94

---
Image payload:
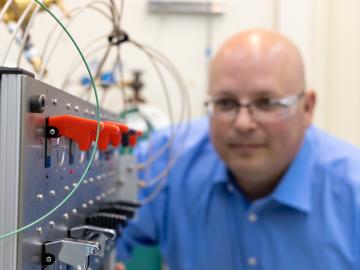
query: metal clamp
70 225 116 257
43 238 99 269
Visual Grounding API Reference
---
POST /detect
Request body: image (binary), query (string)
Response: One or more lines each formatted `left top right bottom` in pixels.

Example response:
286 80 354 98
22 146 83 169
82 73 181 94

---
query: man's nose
233 105 257 132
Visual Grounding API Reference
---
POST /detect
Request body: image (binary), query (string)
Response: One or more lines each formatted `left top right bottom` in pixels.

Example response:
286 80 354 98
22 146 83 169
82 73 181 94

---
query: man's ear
303 90 316 127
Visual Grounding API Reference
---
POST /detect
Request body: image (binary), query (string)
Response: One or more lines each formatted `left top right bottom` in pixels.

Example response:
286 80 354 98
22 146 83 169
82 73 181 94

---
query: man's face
209 48 314 183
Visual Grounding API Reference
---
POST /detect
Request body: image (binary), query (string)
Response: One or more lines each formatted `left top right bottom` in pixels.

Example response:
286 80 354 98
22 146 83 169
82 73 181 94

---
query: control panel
0 67 140 269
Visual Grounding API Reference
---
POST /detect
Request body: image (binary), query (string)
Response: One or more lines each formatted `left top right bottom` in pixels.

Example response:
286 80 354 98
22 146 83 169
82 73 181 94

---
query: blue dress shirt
116 118 360 270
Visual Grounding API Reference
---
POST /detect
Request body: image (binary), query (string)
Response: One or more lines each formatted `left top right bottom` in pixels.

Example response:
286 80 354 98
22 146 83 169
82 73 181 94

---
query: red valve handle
48 115 103 151
106 122 129 147
48 115 136 151
129 130 143 147
92 123 120 151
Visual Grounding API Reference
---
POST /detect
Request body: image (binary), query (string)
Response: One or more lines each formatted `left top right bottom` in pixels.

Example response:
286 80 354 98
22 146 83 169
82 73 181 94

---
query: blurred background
1 0 360 144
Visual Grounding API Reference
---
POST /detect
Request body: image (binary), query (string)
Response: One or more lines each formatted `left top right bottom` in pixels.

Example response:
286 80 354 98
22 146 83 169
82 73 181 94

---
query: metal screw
64 186 69 192
74 105 79 112
51 98 58 105
49 190 56 197
72 182 77 188
36 194 44 202
37 227 43 235
49 129 56 136
84 109 89 115
89 177 94 183
45 256 52 263
88 200 94 205
96 195 101 201
127 165 133 173
66 103 71 109
72 208 77 215
82 203 87 209
63 213 69 220
49 221 55 228
83 180 88 184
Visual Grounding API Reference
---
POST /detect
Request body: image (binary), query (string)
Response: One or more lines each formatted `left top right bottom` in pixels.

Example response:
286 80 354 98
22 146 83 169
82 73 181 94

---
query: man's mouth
228 142 266 149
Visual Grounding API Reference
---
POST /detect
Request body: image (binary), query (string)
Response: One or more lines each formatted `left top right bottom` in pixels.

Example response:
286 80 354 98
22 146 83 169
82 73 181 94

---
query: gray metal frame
0 73 22 269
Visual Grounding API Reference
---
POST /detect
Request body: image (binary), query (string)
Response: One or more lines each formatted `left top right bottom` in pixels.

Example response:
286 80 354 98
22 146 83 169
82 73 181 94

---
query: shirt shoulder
309 126 360 193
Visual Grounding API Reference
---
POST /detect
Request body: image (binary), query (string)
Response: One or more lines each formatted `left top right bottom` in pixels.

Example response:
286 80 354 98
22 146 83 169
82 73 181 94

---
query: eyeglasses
204 91 305 123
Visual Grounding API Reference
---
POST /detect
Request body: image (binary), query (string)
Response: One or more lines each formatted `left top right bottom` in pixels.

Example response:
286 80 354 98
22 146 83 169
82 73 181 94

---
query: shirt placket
242 204 262 270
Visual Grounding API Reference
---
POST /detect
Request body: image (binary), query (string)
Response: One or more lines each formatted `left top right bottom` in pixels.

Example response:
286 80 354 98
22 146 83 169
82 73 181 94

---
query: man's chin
228 159 266 176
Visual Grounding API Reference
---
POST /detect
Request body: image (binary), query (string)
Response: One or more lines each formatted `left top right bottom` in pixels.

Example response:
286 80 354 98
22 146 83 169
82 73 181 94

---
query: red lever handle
106 122 129 147
48 116 135 151
92 123 120 151
129 130 143 147
48 115 103 151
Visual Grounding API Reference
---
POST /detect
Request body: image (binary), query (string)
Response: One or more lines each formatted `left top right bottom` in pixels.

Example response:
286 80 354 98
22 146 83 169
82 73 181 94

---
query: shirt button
247 257 257 266
248 213 258 223
227 183 234 193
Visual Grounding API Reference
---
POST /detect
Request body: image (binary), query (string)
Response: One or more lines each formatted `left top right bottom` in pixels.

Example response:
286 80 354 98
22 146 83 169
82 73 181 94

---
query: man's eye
253 98 277 110
214 99 238 110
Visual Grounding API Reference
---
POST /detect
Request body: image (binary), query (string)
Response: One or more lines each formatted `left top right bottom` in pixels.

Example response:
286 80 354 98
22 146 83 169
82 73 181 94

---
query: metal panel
0 71 137 269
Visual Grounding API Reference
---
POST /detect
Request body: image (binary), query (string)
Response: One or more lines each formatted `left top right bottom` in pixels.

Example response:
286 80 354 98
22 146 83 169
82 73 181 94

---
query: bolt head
49 129 56 136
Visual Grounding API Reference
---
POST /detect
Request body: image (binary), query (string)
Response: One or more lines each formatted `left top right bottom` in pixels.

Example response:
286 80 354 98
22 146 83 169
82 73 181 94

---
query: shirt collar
271 126 316 213
210 126 316 213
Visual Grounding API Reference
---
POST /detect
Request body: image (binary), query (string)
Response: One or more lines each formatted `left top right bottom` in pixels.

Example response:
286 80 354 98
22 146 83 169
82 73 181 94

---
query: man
115 29 360 269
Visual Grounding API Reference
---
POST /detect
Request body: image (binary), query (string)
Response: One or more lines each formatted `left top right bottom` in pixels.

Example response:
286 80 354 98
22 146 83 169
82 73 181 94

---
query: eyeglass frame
204 91 305 123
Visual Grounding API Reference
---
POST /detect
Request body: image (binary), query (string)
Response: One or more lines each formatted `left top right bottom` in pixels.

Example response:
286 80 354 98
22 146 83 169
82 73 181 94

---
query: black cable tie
108 30 129 46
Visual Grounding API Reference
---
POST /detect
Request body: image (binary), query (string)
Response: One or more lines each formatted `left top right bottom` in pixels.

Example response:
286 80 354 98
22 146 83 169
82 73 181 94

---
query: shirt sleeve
116 129 171 261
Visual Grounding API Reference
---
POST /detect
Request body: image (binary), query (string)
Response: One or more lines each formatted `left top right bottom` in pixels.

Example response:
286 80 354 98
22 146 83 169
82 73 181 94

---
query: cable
61 36 107 89
85 44 111 100
125 40 192 202
0 0 101 240
129 41 178 177
114 43 129 113
118 0 125 27
130 40 191 173
39 1 114 78
16 2 41 69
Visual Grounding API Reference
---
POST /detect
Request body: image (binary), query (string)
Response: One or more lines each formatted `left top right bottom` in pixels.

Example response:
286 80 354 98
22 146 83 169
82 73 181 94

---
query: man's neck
232 171 284 201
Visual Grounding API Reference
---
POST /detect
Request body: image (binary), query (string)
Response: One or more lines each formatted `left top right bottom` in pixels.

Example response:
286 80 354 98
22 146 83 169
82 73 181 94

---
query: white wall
321 0 360 145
